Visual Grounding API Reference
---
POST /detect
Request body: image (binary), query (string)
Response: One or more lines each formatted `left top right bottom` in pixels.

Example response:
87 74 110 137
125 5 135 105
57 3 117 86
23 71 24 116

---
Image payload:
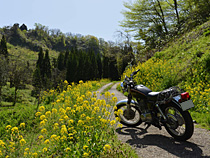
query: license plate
180 99 194 111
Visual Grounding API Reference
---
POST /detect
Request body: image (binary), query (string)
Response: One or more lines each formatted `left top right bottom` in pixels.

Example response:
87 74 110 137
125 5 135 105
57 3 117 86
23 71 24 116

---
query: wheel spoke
165 106 186 136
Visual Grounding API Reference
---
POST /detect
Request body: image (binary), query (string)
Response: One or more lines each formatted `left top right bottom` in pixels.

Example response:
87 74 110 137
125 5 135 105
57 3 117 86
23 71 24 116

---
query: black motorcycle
115 69 194 141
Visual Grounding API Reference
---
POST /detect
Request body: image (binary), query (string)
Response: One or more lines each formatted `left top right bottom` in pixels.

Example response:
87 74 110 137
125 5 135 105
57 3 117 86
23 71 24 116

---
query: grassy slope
7 43 60 67
124 20 210 129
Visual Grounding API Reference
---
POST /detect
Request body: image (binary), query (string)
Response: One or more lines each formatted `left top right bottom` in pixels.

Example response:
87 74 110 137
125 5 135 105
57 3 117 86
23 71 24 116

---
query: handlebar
131 69 140 77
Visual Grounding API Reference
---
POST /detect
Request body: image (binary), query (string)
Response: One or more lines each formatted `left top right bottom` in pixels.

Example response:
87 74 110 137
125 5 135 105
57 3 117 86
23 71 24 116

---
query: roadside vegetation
123 20 210 129
0 80 137 157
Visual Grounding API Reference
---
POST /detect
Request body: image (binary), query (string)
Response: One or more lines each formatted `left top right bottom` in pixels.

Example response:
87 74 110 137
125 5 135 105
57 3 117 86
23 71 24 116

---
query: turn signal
181 92 190 100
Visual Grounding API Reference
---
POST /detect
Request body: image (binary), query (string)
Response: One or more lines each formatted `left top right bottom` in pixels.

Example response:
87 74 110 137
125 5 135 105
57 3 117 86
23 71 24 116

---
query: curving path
99 82 210 158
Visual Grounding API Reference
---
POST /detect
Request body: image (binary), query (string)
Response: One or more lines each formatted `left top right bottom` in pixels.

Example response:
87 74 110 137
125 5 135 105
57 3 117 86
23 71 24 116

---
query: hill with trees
0 23 135 106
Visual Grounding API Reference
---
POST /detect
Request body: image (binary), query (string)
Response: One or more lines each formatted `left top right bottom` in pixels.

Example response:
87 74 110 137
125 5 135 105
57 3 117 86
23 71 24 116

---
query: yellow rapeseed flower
0 140 5 147
79 80 83 84
40 115 46 120
110 120 116 126
66 147 71 152
83 145 88 150
103 144 111 151
45 111 51 117
86 116 91 121
78 120 84 126
11 127 18 133
20 123 25 129
32 152 38 157
20 138 26 146
35 112 41 117
41 128 47 134
52 108 57 114
112 97 118 102
42 147 48 153
39 106 45 112
44 139 50 144
117 124 123 128
83 152 89 157
38 135 44 140
6 125 12 130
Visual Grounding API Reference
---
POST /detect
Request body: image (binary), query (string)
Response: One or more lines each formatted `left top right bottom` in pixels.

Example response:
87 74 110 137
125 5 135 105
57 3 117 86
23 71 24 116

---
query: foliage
121 0 210 52
123 20 210 127
0 80 137 157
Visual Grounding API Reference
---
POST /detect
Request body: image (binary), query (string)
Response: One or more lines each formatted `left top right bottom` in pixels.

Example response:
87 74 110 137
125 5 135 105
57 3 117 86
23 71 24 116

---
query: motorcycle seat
148 92 160 97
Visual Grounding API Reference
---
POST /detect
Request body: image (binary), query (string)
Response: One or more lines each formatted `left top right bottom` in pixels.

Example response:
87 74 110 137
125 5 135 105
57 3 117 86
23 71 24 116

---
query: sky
0 0 129 42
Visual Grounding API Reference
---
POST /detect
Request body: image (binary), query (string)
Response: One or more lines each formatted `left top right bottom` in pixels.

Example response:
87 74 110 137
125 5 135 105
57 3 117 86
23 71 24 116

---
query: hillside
123 20 210 128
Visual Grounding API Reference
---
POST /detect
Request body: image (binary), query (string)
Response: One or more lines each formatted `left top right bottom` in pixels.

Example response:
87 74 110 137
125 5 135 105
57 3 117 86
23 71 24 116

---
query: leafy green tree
0 56 8 104
121 0 170 45
9 60 30 106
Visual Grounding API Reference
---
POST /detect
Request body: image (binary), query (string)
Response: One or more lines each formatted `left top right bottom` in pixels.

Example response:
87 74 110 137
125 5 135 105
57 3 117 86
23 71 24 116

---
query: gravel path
99 82 210 158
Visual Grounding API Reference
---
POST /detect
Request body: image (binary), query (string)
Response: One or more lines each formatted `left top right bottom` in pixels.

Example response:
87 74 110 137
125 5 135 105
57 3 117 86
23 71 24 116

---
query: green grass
191 111 210 130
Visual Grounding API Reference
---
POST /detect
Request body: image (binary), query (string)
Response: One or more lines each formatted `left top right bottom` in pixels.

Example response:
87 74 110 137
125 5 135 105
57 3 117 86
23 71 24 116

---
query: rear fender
116 99 138 107
172 99 183 110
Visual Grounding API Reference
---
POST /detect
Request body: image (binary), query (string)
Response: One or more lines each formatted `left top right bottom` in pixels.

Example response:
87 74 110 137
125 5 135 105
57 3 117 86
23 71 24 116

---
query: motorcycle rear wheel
161 101 194 141
115 104 142 127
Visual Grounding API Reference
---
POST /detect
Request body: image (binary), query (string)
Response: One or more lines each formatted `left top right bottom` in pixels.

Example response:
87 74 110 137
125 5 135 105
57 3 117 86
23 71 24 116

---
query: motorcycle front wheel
115 104 142 127
161 101 194 141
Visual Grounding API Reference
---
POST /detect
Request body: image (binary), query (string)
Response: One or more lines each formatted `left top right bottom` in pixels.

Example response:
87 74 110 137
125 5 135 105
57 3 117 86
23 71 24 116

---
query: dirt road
98 82 210 158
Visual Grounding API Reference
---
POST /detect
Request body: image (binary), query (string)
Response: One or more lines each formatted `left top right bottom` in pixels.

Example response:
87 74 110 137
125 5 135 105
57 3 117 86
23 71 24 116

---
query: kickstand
144 123 151 131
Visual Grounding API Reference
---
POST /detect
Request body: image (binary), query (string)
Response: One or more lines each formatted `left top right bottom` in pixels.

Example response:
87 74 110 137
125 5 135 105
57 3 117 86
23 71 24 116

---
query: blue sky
0 0 128 42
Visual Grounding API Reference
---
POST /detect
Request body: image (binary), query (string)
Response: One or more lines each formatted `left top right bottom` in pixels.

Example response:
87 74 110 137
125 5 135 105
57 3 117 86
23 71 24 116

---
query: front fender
116 99 137 107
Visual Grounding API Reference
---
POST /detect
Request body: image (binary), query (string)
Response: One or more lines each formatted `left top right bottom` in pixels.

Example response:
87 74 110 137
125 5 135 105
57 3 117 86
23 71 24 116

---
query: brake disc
166 114 179 129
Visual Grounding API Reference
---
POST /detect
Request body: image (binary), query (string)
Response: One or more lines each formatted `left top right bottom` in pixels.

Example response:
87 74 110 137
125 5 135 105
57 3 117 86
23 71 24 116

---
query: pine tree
57 52 65 71
89 50 98 80
32 67 42 97
64 49 70 68
43 49 52 88
102 55 109 78
0 35 8 58
43 49 51 78
96 53 102 79
66 51 78 83
109 57 119 80
36 47 44 76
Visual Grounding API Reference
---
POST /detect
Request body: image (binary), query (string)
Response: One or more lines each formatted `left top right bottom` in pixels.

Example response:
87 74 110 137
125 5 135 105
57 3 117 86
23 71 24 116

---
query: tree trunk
173 0 180 31
13 87 17 106
155 0 169 34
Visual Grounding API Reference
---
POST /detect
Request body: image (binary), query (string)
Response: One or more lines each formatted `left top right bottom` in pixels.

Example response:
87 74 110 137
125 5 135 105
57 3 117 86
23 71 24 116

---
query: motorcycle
115 69 194 141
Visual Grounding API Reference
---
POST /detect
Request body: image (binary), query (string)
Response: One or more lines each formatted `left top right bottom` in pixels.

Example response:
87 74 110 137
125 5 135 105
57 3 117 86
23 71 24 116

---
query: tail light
181 92 190 100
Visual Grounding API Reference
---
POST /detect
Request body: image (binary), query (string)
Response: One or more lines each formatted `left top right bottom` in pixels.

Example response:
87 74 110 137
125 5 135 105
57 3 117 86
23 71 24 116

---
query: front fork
126 86 132 111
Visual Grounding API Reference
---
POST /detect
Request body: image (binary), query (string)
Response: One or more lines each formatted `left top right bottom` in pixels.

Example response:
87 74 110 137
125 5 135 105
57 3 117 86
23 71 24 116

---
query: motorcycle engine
138 100 152 123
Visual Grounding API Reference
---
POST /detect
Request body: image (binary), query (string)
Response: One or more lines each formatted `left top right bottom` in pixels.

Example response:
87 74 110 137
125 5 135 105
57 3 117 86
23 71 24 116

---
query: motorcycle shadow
116 126 206 158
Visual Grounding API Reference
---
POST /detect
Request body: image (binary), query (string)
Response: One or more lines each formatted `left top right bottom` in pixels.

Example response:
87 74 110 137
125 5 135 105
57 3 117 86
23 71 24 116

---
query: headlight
121 82 124 88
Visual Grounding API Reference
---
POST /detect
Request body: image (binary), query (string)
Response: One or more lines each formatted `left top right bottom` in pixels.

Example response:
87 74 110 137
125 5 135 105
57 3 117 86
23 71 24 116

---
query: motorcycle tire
161 101 194 141
115 104 142 127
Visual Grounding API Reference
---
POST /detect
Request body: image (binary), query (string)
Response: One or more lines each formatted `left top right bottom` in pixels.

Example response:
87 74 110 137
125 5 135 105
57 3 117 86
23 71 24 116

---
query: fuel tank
131 84 152 99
